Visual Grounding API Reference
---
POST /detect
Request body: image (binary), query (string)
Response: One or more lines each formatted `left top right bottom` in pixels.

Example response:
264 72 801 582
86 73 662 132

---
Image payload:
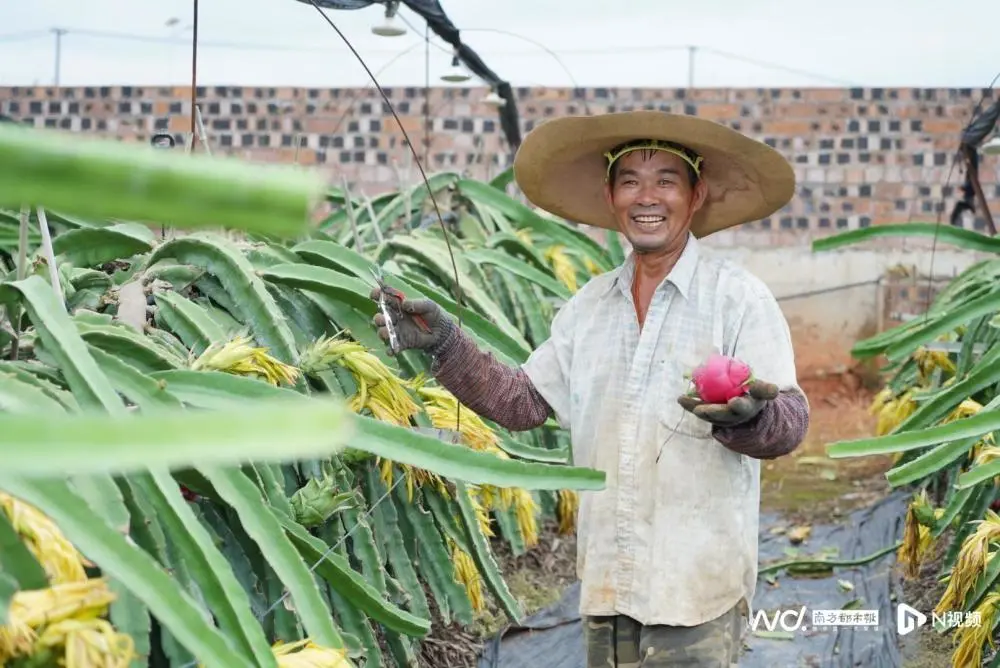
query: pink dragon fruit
690 354 753 404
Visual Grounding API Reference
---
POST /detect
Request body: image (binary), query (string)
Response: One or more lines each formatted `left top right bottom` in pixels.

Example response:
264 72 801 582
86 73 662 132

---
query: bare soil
760 373 894 521
897 532 959 668
417 519 577 668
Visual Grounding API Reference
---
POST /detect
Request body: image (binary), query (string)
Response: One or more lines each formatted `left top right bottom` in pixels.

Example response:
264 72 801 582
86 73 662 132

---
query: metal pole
423 23 430 166
962 145 997 236
52 28 67 86
190 0 199 148
688 45 696 88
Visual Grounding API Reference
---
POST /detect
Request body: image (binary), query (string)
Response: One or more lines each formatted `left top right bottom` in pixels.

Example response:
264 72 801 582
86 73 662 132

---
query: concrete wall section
706 245 987 375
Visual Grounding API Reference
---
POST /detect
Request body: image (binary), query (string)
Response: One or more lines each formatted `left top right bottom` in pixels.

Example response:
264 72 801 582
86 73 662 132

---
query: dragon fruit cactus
689 353 754 404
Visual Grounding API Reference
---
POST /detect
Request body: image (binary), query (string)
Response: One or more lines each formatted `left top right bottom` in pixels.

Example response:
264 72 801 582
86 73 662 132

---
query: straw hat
512 110 795 238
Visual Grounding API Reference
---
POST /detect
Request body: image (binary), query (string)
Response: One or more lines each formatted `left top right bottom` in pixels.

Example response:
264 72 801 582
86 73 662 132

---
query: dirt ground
760 373 895 520
417 369 952 667
896 531 962 668
417 519 578 668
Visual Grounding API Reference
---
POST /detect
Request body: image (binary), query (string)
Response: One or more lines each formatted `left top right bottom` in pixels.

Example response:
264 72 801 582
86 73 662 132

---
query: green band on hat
604 139 703 180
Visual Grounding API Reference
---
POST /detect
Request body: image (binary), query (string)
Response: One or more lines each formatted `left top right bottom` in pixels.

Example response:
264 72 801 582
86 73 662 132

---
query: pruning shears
370 265 432 352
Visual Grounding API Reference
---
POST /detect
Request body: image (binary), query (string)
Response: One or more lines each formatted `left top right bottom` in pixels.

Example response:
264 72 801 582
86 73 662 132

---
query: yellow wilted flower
303 336 425 497
944 399 984 424
513 489 539 547
868 387 893 413
557 489 579 535
869 388 917 436
448 536 486 612
303 336 419 427
34 617 135 668
413 382 501 453
950 591 1000 668
515 229 534 247
404 377 518 508
0 492 89 585
271 638 353 668
191 335 299 386
476 481 514 513
971 435 1000 466
379 459 445 505
936 510 1000 615
582 257 603 276
897 490 943 579
0 578 117 663
913 345 957 385
544 245 579 293
466 486 494 538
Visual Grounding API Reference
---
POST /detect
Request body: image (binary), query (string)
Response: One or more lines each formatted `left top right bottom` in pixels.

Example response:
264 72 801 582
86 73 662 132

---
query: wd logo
896 603 927 636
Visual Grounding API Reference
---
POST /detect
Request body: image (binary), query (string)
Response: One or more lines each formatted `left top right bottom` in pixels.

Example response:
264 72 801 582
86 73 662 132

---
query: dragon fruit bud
690 354 753 404
289 476 359 528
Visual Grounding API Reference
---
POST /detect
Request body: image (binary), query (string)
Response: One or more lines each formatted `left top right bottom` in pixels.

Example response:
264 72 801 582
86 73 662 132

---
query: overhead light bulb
371 6 406 37
982 135 1000 156
440 56 470 83
482 90 505 108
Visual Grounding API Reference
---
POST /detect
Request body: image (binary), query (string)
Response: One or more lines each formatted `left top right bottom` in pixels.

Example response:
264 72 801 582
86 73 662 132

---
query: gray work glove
676 379 780 427
369 287 454 356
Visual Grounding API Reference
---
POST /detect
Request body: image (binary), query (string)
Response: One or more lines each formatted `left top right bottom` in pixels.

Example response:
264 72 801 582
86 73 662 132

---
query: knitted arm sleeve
427 323 553 432
711 388 809 459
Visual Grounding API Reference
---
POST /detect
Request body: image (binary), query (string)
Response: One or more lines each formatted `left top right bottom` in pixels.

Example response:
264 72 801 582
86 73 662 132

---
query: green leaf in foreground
956 459 1000 490
453 481 523 622
0 511 48 590
455 178 613 271
50 222 155 267
199 466 344 649
0 572 16 625
349 414 605 490
2 399 350 476
812 222 1000 254
0 123 324 238
130 471 278 667
0 475 256 668
0 275 125 413
279 515 431 637
826 409 1000 459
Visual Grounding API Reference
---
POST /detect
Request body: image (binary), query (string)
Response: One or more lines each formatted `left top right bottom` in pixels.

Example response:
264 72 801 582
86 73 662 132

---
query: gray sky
2 1 998 90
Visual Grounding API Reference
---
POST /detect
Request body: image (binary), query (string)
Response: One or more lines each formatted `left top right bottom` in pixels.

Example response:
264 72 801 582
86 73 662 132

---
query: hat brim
512 111 795 238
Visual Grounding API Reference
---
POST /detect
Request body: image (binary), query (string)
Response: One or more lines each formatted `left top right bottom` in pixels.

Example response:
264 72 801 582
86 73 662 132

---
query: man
371 110 810 667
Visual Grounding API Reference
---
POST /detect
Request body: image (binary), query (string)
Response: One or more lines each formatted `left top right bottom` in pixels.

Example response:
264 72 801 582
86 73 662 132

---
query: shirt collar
601 231 700 301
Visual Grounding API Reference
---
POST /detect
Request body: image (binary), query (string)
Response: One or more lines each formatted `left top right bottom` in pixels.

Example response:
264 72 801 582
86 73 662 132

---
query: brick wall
2 83 999 242
882 272 952 329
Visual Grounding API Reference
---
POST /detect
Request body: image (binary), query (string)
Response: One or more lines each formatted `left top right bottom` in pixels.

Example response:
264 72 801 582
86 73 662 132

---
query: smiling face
603 147 708 255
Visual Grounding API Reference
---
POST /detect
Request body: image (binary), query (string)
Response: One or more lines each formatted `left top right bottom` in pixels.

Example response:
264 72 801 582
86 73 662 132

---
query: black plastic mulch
477 490 910 668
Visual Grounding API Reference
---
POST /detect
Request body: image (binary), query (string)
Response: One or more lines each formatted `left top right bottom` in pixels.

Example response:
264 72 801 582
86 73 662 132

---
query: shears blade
370 264 400 353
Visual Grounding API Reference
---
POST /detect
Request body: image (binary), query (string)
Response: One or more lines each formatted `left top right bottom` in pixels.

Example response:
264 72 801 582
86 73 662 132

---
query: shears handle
376 278 432 333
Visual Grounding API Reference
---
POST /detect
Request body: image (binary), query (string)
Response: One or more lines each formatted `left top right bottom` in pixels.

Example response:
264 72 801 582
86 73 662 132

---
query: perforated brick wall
882 274 950 328
2 84 998 240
